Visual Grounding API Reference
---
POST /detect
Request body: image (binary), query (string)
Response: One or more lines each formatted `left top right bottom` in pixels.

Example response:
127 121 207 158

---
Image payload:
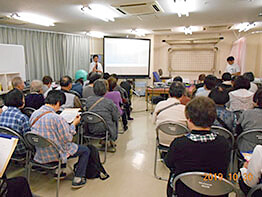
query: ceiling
0 0 261 36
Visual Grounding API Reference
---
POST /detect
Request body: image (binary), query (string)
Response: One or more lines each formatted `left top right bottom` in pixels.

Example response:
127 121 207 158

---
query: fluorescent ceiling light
174 0 189 17
81 4 118 22
9 13 55 26
172 26 203 34
86 31 105 38
130 29 150 36
237 22 256 32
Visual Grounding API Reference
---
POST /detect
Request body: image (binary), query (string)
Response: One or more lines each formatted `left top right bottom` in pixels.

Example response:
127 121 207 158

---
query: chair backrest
80 98 88 106
211 126 234 148
236 129 262 152
69 90 81 98
81 111 109 130
171 172 239 196
0 126 28 147
22 107 36 118
247 184 262 197
156 121 189 137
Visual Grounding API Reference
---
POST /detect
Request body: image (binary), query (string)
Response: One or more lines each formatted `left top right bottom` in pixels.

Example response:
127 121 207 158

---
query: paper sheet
60 108 80 123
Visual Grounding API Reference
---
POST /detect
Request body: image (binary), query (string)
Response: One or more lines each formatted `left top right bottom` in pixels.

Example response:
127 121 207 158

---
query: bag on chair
85 145 109 180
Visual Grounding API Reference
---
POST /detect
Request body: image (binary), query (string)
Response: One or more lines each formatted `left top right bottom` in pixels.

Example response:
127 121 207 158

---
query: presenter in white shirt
225 56 241 76
90 55 103 74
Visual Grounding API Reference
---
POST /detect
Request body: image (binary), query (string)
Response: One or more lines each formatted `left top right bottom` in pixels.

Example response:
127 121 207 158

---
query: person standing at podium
90 55 103 74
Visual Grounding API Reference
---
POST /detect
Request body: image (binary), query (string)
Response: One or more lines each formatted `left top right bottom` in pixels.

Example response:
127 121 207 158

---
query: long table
145 87 170 111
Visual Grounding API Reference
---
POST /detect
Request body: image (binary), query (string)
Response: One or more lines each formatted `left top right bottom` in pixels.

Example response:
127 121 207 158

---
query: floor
7 97 168 197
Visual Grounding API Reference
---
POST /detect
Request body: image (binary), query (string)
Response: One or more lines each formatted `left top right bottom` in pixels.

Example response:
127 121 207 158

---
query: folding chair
80 111 109 164
22 107 36 118
69 90 81 98
211 126 235 174
171 172 241 197
24 132 62 197
247 184 262 197
236 129 262 169
79 98 88 111
154 121 189 181
0 126 30 172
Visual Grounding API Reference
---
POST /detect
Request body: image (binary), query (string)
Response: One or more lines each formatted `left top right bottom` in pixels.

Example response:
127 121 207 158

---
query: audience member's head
93 79 107 96
169 82 185 99
45 90 66 110
243 72 255 82
233 76 250 90
208 87 229 105
198 74 206 82
111 74 118 82
88 73 101 84
4 88 25 109
107 77 117 91
173 76 183 83
204 75 217 90
103 72 110 80
158 69 163 76
185 96 217 129
227 56 235 65
42 76 53 88
30 80 43 94
12 76 24 91
253 88 262 108
222 72 231 81
60 76 73 90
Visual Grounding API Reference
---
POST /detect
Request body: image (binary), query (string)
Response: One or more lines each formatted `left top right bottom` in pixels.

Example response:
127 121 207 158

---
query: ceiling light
172 26 203 34
81 4 118 22
130 29 150 37
174 0 189 17
9 13 55 27
86 31 105 38
233 22 256 32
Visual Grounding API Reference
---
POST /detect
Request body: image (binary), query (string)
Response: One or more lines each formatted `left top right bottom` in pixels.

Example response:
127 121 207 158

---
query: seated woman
25 80 45 109
164 97 230 197
105 77 128 131
86 79 120 152
208 86 237 133
0 89 30 156
226 76 254 112
239 145 262 196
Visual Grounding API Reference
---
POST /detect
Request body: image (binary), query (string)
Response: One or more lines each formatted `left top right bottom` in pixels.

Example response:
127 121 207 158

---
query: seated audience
103 72 110 80
153 82 187 147
164 97 230 197
60 76 82 109
29 90 90 188
25 80 45 109
236 88 262 135
208 87 237 133
243 72 258 93
0 89 30 156
195 73 206 89
221 72 232 90
226 76 254 111
12 76 25 91
195 75 217 97
239 145 262 196
42 75 53 97
71 78 84 97
105 77 128 131
86 79 119 148
82 72 101 98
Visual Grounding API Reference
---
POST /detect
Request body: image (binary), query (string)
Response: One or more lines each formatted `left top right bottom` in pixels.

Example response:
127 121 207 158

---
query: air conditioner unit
112 1 163 15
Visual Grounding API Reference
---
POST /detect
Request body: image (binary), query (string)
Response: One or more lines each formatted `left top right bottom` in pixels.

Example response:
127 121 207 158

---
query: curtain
230 37 246 74
0 26 90 81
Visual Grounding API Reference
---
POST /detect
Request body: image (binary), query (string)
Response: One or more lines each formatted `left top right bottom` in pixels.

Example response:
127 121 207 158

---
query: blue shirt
0 107 30 155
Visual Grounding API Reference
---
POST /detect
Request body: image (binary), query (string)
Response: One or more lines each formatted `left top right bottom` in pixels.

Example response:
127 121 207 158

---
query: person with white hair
25 80 45 109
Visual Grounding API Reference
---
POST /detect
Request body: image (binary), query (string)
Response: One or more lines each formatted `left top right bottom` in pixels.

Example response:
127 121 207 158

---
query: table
145 86 170 111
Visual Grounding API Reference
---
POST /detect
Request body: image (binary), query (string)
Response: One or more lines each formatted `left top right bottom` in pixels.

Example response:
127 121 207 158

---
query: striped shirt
0 106 30 155
29 105 78 164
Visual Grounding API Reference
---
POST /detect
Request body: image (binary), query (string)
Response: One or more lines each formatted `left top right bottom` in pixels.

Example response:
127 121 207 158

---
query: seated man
153 82 187 147
243 72 258 93
195 75 217 97
60 76 82 109
208 86 237 133
42 75 53 97
25 80 45 109
12 76 25 92
71 78 84 98
164 97 230 197
86 79 119 151
0 89 30 156
221 72 232 90
82 72 101 98
29 90 90 188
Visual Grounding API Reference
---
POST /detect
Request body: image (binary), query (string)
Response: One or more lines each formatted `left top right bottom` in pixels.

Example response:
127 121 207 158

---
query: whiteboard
0 44 26 80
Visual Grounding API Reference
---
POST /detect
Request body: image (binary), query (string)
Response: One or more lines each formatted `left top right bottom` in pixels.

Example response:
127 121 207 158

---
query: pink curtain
230 37 246 74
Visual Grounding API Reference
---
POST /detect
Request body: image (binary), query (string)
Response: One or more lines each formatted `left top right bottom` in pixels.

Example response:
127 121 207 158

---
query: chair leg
56 160 61 197
154 143 168 181
27 162 31 184
103 135 108 164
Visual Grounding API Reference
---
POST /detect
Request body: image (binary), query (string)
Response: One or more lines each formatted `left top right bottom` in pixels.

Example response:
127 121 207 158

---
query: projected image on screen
104 37 151 77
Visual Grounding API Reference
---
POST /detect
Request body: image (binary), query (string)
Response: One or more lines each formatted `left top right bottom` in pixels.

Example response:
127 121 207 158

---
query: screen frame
103 36 151 78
